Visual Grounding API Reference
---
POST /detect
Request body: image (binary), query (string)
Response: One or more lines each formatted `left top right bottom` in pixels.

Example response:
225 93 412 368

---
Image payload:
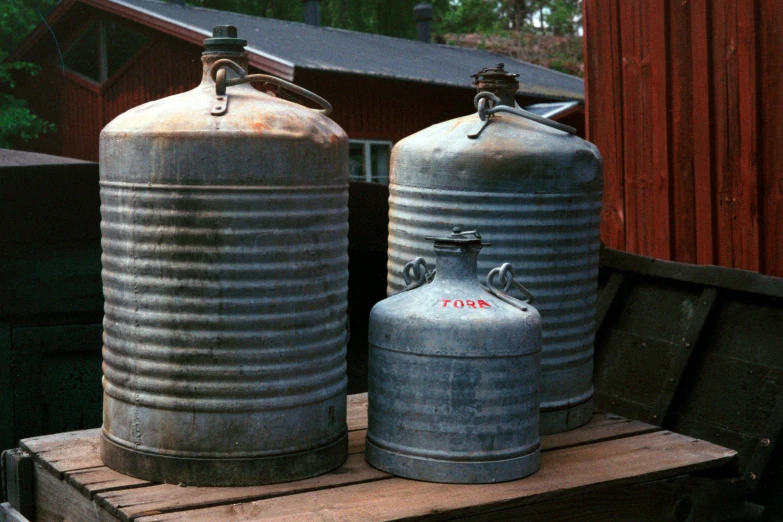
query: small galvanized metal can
366 228 542 483
99 26 349 486
387 64 603 434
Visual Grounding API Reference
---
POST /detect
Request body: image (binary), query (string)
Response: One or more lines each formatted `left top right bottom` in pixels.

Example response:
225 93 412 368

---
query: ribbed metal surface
388 187 600 430
101 183 348 417
367 234 541 483
98 49 350 486
387 112 602 434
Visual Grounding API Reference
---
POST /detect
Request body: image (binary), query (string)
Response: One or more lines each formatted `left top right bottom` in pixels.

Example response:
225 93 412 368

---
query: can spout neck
434 247 480 281
200 54 249 86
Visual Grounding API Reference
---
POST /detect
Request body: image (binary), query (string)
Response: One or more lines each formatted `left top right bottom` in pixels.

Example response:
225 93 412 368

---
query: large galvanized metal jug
99 26 349 486
387 65 602 435
367 228 542 484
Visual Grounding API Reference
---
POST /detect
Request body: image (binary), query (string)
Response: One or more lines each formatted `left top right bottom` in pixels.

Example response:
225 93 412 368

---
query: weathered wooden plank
346 392 368 430
594 392 655 425
690 0 714 265
758 0 783 278
31 406 658 521
450 475 744 522
2 449 33 519
711 0 735 268
673 352 783 439
0 503 30 522
648 287 719 425
541 413 659 451
734 0 759 272
21 429 102 478
32 463 120 522
594 328 677 408
668 0 696 264
104 414 656 520
595 272 624 332
600 247 783 299
618 0 647 255
744 389 783 490
648 0 671 260
65 467 152 500
96 453 389 522
605 277 702 343
134 431 736 522
583 0 625 250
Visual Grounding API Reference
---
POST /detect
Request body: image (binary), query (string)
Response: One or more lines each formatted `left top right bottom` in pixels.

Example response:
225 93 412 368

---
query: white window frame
349 139 393 184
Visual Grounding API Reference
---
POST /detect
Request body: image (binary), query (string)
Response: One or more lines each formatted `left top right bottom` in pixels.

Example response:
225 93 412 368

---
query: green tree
0 0 58 148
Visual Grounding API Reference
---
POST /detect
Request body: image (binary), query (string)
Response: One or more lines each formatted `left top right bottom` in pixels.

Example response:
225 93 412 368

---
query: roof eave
9 0 296 81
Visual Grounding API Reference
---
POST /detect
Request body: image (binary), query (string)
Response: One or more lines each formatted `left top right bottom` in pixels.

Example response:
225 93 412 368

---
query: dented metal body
99 49 349 486
367 231 542 483
387 105 603 435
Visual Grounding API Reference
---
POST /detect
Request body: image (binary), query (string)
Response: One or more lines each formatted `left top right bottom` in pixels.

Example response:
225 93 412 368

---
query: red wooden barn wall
15 4 487 164
583 0 783 277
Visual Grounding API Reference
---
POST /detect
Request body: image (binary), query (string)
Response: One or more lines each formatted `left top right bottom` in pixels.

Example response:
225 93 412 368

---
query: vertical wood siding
584 0 783 276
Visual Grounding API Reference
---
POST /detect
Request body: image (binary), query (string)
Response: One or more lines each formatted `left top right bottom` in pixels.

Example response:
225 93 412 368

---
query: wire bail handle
485 262 535 312
209 59 333 116
472 91 577 135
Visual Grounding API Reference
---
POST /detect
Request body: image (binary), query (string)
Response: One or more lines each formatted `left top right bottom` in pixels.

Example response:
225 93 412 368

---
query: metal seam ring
209 59 333 115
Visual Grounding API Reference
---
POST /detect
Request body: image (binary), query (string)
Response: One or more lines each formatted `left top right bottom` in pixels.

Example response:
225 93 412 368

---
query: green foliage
0 0 58 148
438 0 499 35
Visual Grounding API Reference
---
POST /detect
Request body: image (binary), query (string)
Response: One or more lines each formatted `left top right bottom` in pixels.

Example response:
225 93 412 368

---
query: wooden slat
65 467 152 500
23 398 660 521
668 0 696 264
712 0 735 268
600 247 783 299
690 0 715 266
21 429 102 479
758 0 783 277
583 0 625 250
32 463 118 522
346 392 368 430
135 431 736 522
450 476 744 522
734 0 759 272
648 287 719 425
595 272 625 332
618 0 646 255
102 413 657 521
96 454 389 522
648 0 671 260
745 389 783 490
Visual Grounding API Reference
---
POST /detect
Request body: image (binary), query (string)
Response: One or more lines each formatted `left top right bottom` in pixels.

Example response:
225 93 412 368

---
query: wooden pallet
2 393 744 522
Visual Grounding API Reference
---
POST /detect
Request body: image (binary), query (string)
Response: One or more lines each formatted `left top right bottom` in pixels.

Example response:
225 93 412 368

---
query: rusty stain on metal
99 26 350 486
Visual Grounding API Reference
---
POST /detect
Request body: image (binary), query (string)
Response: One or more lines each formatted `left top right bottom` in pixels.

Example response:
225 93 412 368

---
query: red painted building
584 0 783 277
11 0 584 183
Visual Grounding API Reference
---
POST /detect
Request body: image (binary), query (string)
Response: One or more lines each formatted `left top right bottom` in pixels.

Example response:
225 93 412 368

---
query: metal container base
540 399 594 435
365 439 540 484
100 431 348 487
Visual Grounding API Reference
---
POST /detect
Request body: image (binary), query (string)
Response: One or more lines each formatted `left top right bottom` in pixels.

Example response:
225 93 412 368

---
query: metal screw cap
203 25 247 55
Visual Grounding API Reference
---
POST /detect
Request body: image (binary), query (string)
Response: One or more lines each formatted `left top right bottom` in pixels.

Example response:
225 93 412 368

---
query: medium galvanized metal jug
387 65 602 434
99 26 349 486
367 228 542 483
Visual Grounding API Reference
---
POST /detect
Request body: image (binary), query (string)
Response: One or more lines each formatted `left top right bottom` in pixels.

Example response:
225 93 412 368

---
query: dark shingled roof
109 0 584 101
